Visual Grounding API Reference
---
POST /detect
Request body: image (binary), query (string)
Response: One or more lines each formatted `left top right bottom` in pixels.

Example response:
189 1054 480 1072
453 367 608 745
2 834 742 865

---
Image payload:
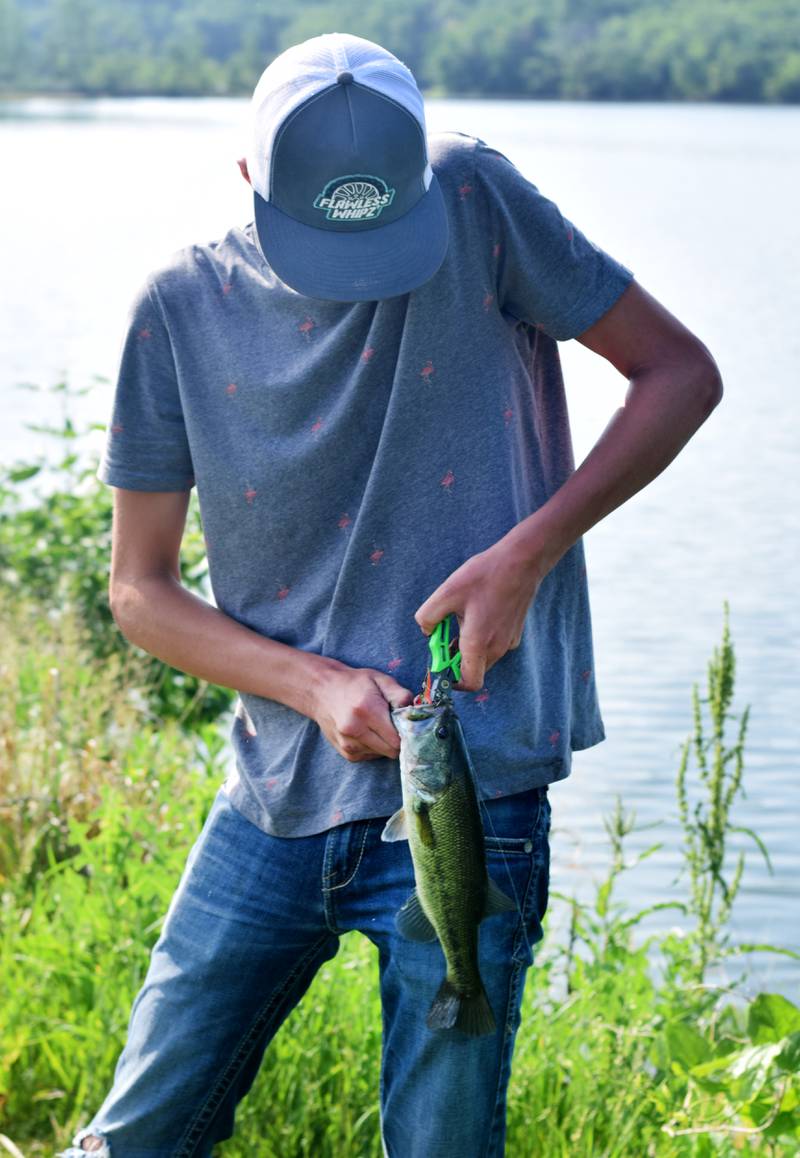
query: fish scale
383 699 516 1036
413 780 485 995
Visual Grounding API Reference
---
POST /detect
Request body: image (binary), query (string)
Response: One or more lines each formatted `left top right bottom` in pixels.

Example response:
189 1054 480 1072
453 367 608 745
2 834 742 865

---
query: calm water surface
2 97 798 998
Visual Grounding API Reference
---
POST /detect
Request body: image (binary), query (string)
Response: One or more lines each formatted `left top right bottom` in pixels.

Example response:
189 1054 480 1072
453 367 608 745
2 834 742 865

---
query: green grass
1 597 798 1156
1 387 798 1158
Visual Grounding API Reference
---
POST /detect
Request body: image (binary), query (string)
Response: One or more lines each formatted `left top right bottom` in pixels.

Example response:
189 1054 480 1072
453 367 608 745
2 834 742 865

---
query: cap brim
253 174 449 302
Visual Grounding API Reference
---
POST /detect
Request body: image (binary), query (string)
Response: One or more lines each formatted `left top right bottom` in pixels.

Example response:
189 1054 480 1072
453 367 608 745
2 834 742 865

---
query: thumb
372 672 414 710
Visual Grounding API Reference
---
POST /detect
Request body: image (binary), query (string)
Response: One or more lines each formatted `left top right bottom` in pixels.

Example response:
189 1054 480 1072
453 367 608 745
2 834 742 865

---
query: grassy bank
1 602 799 1154
1 403 799 1155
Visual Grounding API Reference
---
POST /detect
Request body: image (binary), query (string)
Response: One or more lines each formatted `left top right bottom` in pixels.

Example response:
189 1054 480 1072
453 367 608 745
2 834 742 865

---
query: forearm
111 574 335 718
502 354 723 574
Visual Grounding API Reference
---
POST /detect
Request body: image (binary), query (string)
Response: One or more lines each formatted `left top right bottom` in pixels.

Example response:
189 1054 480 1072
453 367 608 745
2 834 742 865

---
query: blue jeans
58 782 551 1158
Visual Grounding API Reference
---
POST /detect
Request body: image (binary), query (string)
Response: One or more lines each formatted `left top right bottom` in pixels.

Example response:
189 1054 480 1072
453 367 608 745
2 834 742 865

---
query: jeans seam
484 957 527 1158
511 810 544 964
321 824 368 884
171 931 335 1157
321 834 340 933
323 822 372 892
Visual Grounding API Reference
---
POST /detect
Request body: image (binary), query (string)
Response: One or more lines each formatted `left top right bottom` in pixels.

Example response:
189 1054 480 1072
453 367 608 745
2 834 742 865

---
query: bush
0 380 234 727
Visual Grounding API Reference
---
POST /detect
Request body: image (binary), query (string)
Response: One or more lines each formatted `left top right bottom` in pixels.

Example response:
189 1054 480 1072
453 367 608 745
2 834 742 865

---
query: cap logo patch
313 175 395 221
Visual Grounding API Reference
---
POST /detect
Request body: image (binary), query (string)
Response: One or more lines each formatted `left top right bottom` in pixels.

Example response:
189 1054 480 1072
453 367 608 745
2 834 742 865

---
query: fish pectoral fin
381 808 409 843
412 798 436 848
484 876 517 918
395 890 439 943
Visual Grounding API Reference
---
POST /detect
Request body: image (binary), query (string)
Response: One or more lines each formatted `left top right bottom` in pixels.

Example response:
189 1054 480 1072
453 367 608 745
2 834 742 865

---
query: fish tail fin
426 977 496 1037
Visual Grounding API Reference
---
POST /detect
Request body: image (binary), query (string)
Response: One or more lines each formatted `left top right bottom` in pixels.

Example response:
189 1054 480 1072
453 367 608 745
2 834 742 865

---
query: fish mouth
391 704 439 737
392 704 446 723
396 706 437 721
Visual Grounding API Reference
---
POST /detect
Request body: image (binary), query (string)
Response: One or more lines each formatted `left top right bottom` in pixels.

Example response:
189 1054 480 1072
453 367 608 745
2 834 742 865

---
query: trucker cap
246 32 449 302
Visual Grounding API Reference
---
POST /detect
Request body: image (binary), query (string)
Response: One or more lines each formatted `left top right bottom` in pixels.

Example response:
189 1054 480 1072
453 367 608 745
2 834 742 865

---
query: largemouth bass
381 700 516 1036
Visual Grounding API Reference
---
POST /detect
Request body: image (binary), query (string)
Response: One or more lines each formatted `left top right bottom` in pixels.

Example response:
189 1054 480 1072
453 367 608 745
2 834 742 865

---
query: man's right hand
310 660 414 762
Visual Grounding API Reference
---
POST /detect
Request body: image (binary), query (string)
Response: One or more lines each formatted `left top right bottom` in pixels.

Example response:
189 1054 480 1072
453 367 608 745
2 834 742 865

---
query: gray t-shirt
98 131 635 837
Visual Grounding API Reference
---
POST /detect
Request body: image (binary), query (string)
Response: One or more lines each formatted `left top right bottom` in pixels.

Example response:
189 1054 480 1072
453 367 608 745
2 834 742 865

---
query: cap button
337 71 354 85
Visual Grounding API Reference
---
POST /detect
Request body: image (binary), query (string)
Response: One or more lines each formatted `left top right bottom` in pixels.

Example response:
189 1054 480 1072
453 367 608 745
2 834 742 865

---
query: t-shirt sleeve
96 278 195 492
473 139 635 341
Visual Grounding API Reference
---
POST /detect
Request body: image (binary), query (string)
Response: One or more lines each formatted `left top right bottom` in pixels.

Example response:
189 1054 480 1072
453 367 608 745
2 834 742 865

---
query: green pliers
416 615 462 705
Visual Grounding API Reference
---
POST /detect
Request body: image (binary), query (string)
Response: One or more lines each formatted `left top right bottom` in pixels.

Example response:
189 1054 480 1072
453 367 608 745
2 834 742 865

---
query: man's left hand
414 540 546 692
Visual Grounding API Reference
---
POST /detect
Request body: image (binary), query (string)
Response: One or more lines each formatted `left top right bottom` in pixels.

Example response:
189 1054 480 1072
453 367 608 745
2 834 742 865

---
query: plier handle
415 616 462 705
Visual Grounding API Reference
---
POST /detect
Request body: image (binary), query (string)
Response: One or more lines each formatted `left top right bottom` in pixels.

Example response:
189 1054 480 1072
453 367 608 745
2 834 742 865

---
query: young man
63 31 722 1158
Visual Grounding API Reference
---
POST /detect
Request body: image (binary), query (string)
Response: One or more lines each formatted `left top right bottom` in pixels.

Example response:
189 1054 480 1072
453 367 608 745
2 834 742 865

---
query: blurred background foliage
0 381 234 729
1 0 799 102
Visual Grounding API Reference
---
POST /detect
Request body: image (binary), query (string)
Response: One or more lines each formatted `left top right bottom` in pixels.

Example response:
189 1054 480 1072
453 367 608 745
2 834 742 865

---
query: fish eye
435 725 449 740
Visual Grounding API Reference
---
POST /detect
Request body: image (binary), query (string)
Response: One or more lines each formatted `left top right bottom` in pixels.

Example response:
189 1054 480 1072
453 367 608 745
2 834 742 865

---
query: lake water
1 96 798 999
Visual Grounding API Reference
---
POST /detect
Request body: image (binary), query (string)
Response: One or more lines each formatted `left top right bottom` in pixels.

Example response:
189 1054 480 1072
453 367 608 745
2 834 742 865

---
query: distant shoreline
2 90 797 107
5 0 798 107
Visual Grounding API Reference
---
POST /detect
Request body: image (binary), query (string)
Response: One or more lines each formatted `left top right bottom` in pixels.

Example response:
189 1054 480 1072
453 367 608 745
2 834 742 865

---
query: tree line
1 0 799 102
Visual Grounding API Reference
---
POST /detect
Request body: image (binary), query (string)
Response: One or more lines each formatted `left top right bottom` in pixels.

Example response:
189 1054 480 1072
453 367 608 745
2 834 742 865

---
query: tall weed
0 387 797 1154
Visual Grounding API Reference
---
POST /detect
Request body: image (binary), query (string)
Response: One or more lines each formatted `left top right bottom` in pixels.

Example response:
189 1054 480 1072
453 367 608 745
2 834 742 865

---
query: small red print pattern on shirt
225 382 238 397
565 224 574 242
440 469 455 491
475 688 490 706
483 292 495 312
503 403 514 427
548 729 561 748
369 547 385 566
458 182 473 200
311 417 324 437
361 346 375 362
338 513 352 530
298 317 315 338
267 778 278 790
420 360 434 380
581 668 592 683
222 282 233 295
137 328 152 341
111 423 124 435
492 241 502 259
276 586 290 601
331 809 344 824
244 486 257 505
388 656 403 672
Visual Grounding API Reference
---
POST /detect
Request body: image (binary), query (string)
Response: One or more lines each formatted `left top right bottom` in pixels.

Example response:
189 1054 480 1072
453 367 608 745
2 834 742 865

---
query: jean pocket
481 785 547 848
482 789 551 965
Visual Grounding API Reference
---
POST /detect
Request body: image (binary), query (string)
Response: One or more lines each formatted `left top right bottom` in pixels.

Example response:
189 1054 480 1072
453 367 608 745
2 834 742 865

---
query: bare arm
109 490 411 760
501 279 723 572
416 280 724 690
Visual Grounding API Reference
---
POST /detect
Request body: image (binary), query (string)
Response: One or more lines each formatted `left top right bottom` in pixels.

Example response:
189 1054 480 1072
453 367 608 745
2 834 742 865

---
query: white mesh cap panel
247 33 432 202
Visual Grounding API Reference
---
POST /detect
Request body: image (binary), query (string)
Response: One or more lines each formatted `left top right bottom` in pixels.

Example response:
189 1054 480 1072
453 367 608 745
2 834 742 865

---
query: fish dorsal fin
396 890 439 943
484 876 517 918
381 808 409 843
